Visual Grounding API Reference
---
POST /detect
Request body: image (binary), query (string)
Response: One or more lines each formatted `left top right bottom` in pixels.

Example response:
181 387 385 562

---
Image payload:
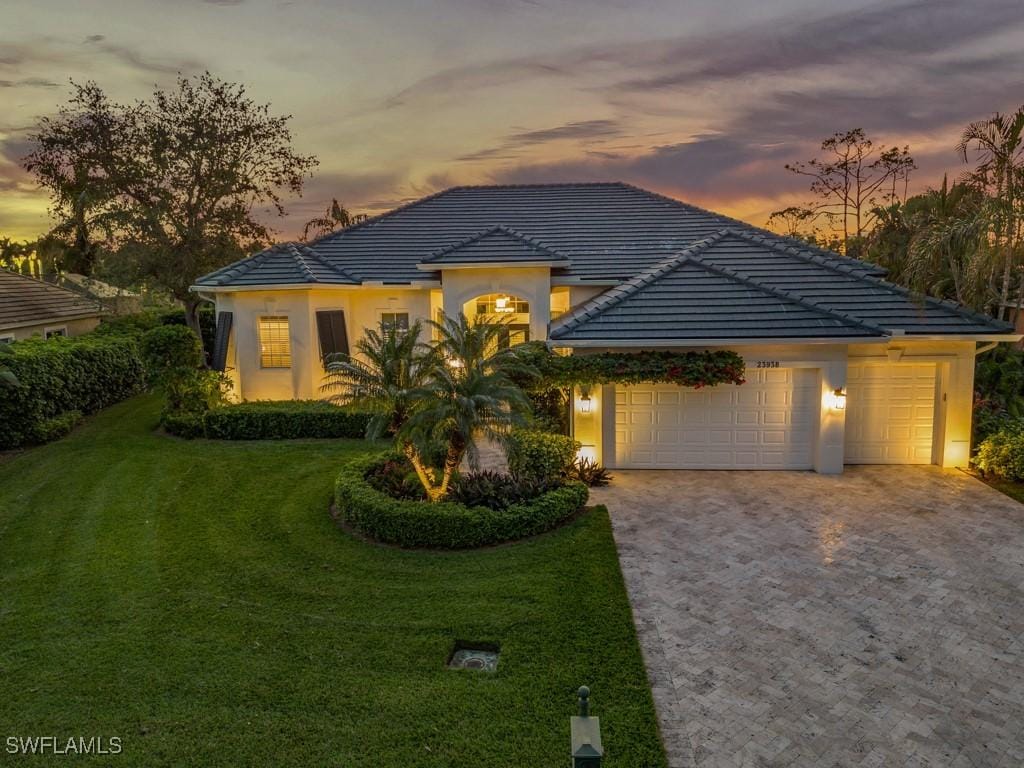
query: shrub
448 469 558 511
140 325 204 382
566 457 612 487
365 457 426 500
162 411 206 439
505 429 580 482
975 420 1024 481
0 335 145 449
95 307 216 350
203 401 372 440
35 410 83 443
335 453 588 549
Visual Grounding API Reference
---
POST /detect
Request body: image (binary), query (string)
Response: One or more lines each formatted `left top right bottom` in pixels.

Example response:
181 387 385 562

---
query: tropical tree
770 129 915 254
301 199 367 242
956 108 1024 319
322 314 533 502
321 319 437 440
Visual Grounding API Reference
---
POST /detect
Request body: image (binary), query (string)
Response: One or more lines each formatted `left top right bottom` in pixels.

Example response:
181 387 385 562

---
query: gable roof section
194 242 358 287
549 234 885 342
550 230 1012 342
417 225 569 269
0 269 104 331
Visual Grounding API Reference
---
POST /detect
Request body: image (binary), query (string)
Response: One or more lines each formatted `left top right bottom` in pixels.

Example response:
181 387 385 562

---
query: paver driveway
594 466 1024 768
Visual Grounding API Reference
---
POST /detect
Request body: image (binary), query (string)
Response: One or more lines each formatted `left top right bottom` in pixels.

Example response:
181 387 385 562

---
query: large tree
770 129 915 255
23 73 318 343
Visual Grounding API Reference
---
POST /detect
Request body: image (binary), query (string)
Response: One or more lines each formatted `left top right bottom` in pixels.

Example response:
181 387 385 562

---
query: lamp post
571 686 603 767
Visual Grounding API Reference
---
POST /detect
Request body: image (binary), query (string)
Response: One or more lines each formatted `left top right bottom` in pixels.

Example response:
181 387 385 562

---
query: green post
570 685 603 767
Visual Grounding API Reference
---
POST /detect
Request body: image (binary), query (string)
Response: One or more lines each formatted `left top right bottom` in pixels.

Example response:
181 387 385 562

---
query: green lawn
0 395 665 767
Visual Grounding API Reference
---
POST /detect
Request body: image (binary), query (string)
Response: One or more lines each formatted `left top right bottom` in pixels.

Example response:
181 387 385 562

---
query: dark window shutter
316 310 349 366
211 311 233 372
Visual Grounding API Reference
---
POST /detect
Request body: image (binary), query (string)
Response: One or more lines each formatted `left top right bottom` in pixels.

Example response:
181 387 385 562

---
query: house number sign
754 360 781 369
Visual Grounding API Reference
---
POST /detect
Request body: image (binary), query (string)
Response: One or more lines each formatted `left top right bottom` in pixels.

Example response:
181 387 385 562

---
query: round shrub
505 429 580 481
975 420 1024 481
140 324 203 381
334 453 589 549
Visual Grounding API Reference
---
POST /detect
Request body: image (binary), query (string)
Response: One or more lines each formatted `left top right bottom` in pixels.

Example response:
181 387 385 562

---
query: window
475 295 529 315
258 316 291 368
381 312 409 337
44 326 67 339
0 334 14 344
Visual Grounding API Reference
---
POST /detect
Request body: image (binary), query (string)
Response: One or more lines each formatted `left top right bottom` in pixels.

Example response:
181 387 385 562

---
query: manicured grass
979 475 1024 504
0 395 665 767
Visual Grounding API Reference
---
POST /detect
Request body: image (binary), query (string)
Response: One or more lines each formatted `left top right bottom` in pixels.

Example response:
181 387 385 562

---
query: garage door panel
845 362 935 464
615 369 816 469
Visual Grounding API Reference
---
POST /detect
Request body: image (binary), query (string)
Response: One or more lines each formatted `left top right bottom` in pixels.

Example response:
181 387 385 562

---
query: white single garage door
614 369 817 469
845 362 936 464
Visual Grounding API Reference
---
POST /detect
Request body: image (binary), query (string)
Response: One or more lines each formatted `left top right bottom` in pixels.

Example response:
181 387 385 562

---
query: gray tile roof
550 230 1012 341
418 225 569 268
0 269 103 331
192 182 1013 338
196 242 357 287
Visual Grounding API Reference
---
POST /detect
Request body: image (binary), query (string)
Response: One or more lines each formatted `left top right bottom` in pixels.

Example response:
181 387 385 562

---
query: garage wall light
829 388 847 410
578 392 592 413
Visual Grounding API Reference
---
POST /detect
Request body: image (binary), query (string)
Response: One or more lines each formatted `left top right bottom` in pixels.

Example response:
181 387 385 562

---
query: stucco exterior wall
0 315 100 342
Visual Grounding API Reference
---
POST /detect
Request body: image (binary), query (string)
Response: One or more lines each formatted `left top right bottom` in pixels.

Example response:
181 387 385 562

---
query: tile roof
418 225 569 268
193 182 1013 338
195 242 358 287
550 230 1012 341
0 269 104 330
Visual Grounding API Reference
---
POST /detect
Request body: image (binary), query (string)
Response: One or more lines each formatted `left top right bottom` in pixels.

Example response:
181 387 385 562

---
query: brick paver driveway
594 467 1024 768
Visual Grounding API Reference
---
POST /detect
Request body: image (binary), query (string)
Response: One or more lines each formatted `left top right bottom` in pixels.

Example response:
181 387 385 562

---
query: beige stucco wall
0 316 100 342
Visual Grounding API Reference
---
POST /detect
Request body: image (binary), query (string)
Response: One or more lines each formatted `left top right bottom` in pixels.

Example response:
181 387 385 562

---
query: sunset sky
2 0 1023 242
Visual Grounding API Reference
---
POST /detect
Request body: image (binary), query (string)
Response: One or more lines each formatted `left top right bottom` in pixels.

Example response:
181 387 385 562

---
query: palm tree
321 319 436 440
301 199 368 242
903 176 986 306
401 313 533 501
957 108 1024 319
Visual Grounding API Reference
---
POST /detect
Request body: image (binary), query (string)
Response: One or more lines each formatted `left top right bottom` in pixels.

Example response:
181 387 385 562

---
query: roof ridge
686 249 887 336
288 241 358 283
719 228 1014 331
420 224 567 263
549 231 728 338
617 182 886 275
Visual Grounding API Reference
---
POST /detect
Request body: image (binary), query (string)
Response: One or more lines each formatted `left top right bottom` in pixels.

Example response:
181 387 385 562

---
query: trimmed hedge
0 335 145 449
975 419 1024 481
506 429 580 481
334 453 589 549
203 401 372 440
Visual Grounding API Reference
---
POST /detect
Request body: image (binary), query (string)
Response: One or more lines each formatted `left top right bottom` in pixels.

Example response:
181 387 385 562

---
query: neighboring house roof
550 230 1011 342
0 269 104 331
191 182 1013 338
418 225 569 270
197 242 358 287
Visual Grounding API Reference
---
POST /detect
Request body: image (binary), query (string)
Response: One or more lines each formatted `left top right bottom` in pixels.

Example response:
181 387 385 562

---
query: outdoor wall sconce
829 387 847 410
578 392 592 413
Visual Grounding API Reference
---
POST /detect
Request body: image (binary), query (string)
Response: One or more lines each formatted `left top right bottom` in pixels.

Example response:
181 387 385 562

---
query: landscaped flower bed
334 452 589 549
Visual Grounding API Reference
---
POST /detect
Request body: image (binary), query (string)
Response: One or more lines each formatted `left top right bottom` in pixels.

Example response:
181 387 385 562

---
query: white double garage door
614 363 937 469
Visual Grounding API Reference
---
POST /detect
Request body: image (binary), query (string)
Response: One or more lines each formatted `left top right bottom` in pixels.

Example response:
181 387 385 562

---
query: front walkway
594 467 1024 768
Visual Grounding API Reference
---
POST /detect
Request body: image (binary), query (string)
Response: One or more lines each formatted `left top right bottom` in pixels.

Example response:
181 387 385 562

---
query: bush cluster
0 335 145 449
94 306 216 351
202 401 372 440
335 453 588 549
505 428 580 481
447 469 559 511
975 420 1024 481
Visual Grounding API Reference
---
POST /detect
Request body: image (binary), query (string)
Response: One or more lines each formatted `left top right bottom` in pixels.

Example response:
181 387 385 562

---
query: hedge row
0 335 146 449
975 419 1024 481
175 400 373 440
334 453 589 549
